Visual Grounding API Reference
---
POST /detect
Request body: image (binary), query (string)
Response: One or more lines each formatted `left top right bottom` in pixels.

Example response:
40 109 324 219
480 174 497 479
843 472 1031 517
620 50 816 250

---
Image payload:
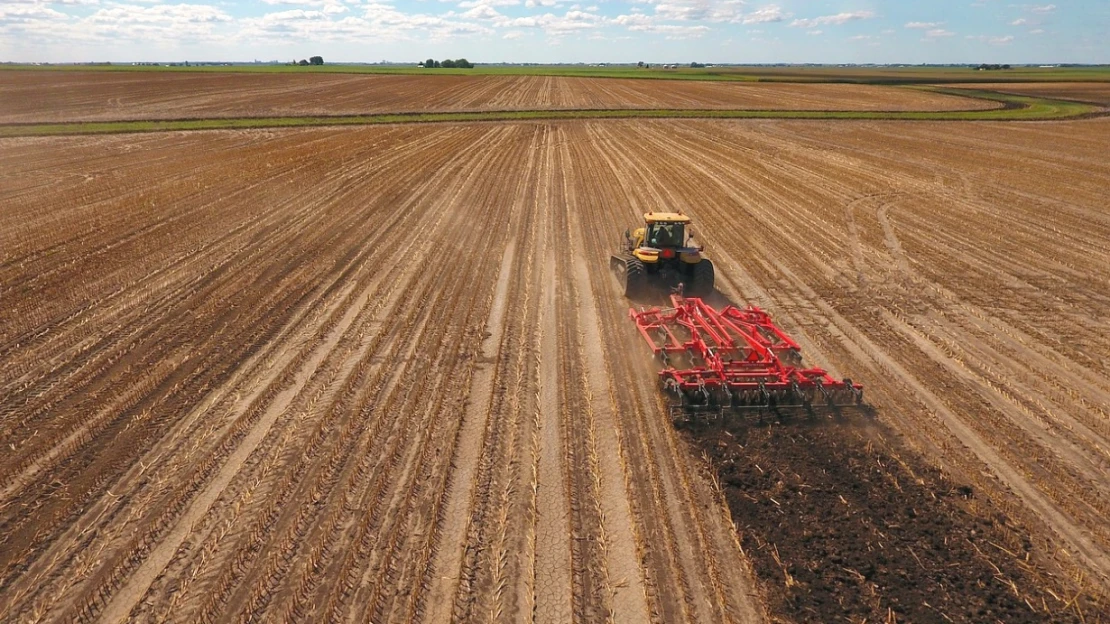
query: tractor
610 211 714 298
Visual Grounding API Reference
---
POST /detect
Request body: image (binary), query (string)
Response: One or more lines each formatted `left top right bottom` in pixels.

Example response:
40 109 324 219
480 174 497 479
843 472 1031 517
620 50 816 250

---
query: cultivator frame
631 295 863 421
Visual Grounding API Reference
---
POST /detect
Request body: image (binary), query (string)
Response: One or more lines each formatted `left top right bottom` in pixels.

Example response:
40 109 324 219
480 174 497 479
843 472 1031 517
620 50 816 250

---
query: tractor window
647 223 685 248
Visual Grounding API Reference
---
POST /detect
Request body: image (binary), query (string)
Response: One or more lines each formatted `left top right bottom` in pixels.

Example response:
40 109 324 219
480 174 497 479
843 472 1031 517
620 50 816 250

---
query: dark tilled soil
686 416 1098 624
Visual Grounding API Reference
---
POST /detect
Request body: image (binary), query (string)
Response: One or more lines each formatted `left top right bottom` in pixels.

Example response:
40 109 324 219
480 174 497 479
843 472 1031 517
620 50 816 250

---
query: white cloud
789 11 874 28
495 9 601 34
645 0 779 24
634 23 710 38
0 4 69 20
966 34 1014 44
653 3 698 20
1 0 1077 63
3 3 234 47
253 9 328 22
256 0 349 14
611 13 651 27
741 5 786 24
458 0 519 7
461 4 500 19
611 11 707 37
653 1 725 22
236 1 498 44
87 3 232 24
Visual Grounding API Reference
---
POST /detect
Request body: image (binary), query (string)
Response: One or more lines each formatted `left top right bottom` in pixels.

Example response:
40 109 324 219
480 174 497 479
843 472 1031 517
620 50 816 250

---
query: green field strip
0 92 1099 138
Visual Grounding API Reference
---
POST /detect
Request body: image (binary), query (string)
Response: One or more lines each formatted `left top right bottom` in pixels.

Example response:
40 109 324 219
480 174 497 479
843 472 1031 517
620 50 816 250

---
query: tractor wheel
689 259 715 297
624 258 645 297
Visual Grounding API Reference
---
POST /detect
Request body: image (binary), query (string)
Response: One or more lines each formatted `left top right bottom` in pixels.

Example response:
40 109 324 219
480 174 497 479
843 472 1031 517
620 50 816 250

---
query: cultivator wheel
631 295 864 424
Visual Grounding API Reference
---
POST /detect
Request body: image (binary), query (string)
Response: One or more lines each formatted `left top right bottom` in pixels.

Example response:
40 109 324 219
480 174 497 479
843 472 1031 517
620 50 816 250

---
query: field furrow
0 71 998 124
2 113 1107 623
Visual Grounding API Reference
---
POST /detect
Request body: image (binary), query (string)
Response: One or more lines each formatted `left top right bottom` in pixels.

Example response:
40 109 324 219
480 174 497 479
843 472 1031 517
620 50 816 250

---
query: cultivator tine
790 380 803 405
690 377 712 409
843 378 864 405
817 381 832 406
630 295 864 422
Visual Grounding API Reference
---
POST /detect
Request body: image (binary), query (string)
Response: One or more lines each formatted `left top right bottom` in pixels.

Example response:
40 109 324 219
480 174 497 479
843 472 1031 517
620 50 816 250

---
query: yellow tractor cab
611 211 715 297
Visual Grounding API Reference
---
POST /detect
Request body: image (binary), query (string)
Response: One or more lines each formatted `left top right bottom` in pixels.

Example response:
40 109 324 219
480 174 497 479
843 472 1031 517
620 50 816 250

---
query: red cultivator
631 295 863 419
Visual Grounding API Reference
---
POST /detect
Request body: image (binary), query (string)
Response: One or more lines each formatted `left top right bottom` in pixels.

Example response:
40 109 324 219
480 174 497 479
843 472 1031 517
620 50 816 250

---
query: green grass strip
0 91 1099 138
917 85 1099 116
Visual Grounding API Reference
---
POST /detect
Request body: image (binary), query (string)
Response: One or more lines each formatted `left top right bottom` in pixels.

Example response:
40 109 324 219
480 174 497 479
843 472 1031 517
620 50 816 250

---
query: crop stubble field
957 82 1110 106
0 71 999 124
1 77 1109 623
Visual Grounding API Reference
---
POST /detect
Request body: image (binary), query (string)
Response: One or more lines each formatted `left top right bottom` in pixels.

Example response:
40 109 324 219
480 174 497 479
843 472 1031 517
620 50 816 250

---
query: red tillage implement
631 295 863 417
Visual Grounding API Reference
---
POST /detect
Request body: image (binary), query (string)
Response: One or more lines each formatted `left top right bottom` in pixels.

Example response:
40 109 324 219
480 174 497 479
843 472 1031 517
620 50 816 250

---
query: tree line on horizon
421 58 474 68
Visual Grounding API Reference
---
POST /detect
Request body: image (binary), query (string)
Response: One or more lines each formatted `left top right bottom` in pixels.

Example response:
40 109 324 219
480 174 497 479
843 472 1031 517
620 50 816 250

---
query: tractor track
569 123 769 624
1 115 1107 622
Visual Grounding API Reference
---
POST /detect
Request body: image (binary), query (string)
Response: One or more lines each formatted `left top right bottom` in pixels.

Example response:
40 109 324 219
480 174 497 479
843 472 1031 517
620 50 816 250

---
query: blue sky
1 1 1106 63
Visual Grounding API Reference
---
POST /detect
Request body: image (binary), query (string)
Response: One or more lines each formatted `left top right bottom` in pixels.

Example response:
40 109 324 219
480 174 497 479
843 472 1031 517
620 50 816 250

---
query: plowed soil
953 82 1110 105
2 116 1108 623
0 71 995 123
693 418 1088 623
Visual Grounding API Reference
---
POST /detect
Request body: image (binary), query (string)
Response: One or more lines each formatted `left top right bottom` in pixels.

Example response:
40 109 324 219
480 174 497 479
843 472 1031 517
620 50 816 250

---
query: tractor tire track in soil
2 114 1108 622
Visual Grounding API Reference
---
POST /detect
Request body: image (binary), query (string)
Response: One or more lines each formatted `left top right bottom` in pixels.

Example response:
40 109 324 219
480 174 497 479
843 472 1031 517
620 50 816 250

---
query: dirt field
0 71 998 123
955 82 1110 105
693 419 1089 623
1 117 1108 622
